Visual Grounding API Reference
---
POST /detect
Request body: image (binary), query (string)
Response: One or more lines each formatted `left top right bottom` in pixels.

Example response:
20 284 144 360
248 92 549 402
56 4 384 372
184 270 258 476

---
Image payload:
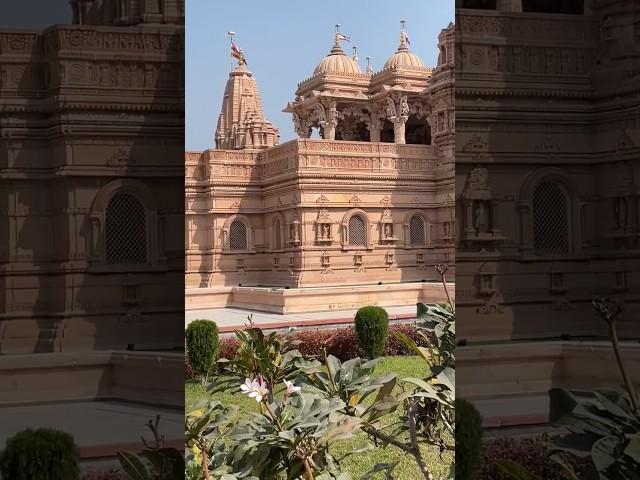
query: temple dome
383 32 425 69
314 41 361 75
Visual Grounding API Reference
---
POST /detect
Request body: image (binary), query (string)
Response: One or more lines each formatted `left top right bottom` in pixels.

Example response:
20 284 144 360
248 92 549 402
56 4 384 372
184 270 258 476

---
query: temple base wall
185 281 455 314
458 342 640 428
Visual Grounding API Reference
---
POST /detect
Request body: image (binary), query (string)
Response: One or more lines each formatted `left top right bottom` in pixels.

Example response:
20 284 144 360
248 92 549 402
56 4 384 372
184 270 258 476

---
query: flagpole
227 31 235 70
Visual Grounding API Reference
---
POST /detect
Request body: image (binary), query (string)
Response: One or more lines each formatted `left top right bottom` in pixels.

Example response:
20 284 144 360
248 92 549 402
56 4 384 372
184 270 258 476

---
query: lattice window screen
229 220 248 250
273 219 282 250
410 216 426 246
105 193 147 265
348 215 366 246
533 182 569 254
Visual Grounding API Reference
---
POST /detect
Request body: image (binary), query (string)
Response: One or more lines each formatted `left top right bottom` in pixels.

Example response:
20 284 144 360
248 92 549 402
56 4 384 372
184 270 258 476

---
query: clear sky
186 0 454 151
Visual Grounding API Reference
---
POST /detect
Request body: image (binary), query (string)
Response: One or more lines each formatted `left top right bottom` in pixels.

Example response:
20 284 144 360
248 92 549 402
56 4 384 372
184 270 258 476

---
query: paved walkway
186 305 418 332
0 400 182 460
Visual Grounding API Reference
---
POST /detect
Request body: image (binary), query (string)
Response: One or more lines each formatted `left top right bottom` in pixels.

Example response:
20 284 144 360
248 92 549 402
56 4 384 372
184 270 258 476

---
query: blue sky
186 0 454 151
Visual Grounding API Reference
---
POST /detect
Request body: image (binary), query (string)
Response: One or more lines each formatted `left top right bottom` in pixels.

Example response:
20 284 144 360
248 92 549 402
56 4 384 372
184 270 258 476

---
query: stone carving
349 194 362 206
316 194 330 204
385 97 397 119
399 96 410 117
462 134 488 153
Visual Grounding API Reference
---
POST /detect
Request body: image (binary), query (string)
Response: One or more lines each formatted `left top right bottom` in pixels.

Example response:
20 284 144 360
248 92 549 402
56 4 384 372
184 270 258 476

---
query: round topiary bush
185 319 219 383
455 398 483 480
0 428 80 480
354 306 389 359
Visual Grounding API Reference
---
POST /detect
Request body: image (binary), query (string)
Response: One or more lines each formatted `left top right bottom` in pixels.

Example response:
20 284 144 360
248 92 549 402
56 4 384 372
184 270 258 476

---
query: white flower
283 380 301 396
240 376 269 402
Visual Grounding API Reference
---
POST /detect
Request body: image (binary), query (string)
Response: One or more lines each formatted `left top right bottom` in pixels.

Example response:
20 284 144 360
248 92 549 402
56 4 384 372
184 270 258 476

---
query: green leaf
624 435 640 463
491 458 544 480
117 451 152 480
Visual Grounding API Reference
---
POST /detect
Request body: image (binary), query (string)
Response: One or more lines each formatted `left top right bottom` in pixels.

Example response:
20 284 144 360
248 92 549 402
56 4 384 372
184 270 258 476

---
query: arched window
348 215 366 246
533 182 569 254
273 218 282 250
105 193 147 264
229 220 248 251
409 215 426 246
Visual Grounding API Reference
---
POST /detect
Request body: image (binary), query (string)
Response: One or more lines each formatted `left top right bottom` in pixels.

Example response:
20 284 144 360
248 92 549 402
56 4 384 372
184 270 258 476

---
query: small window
229 220 248 250
533 182 569 254
409 216 426 246
348 215 366 246
105 193 147 264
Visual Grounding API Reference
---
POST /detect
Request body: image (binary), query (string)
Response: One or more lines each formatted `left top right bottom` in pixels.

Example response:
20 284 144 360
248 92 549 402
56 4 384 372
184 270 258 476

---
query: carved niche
288 212 302 246
379 209 396 243
315 209 333 244
462 165 504 246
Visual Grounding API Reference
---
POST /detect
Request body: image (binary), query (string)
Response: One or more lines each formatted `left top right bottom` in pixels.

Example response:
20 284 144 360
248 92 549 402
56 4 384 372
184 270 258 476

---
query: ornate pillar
393 118 406 145
323 102 338 141
368 114 381 142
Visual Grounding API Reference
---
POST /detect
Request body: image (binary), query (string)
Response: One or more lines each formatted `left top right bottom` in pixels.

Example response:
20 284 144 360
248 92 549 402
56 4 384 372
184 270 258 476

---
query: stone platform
185 281 455 314
186 304 419 333
458 340 640 428
0 351 183 462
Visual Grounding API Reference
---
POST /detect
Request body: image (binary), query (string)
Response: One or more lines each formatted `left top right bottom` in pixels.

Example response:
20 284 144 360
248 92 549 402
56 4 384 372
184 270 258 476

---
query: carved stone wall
456 6 640 341
0 23 184 353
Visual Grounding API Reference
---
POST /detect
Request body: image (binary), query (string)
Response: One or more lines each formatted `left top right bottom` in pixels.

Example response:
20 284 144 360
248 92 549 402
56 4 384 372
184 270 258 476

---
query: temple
186 24 456 313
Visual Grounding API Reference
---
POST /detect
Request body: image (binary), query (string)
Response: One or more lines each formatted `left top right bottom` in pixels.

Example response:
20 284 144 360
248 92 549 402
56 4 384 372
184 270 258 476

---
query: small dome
314 42 361 75
383 32 425 69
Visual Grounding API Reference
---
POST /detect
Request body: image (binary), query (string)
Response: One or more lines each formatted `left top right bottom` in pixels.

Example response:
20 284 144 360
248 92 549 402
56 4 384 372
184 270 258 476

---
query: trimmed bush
0 428 80 480
183 324 430 378
455 398 483 480
185 319 219 383
354 306 389 359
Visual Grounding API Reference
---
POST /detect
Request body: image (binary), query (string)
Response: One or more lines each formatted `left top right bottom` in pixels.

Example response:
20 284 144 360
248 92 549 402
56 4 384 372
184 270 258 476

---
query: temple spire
214 44 279 150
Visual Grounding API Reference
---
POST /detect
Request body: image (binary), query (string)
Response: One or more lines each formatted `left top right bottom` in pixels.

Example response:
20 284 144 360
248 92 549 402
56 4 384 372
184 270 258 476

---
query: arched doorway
405 114 431 145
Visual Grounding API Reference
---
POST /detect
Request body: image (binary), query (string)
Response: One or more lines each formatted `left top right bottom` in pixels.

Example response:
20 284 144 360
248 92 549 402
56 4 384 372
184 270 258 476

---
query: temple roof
215 64 279 150
383 31 425 70
313 34 361 76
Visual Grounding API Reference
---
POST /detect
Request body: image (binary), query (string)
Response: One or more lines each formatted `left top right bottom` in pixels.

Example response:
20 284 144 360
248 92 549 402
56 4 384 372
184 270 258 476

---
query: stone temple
185 24 456 313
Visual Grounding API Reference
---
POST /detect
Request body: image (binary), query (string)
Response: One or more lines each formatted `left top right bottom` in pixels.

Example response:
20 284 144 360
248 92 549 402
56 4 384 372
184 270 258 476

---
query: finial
352 45 359 61
398 21 410 50
335 23 341 33
366 56 373 74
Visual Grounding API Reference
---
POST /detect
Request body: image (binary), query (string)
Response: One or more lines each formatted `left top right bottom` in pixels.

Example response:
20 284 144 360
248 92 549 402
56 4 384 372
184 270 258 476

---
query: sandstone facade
0 0 185 353
186 25 456 310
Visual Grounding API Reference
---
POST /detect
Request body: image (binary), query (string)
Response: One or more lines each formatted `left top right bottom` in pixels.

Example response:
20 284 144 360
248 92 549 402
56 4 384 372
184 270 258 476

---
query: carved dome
383 32 425 69
314 41 361 75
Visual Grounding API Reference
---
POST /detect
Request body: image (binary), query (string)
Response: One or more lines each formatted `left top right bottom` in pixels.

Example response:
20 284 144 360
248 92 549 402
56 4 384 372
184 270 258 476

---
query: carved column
323 102 338 141
393 118 407 145
369 115 381 142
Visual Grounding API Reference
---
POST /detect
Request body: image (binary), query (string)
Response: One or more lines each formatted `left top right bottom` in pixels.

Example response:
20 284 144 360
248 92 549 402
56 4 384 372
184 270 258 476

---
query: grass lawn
186 356 453 479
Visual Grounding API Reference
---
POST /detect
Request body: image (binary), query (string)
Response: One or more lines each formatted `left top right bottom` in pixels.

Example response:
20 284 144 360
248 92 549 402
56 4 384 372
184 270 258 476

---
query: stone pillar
498 0 523 12
369 116 381 142
393 117 407 144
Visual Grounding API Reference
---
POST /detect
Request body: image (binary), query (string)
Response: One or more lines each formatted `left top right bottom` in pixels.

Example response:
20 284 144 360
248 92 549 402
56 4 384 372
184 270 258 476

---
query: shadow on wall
2 22 184 354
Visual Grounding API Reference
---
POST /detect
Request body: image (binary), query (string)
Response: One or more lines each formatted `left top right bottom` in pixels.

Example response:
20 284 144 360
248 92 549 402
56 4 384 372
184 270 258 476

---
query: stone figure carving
292 112 302 135
385 97 397 119
321 224 330 238
443 221 450 237
314 103 326 123
473 200 488 234
384 223 392 238
400 96 409 117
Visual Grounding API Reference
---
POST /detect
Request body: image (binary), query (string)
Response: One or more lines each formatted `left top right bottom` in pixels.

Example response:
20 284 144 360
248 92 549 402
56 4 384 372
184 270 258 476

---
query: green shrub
0 428 79 480
455 398 483 480
185 319 219 383
354 306 389 359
